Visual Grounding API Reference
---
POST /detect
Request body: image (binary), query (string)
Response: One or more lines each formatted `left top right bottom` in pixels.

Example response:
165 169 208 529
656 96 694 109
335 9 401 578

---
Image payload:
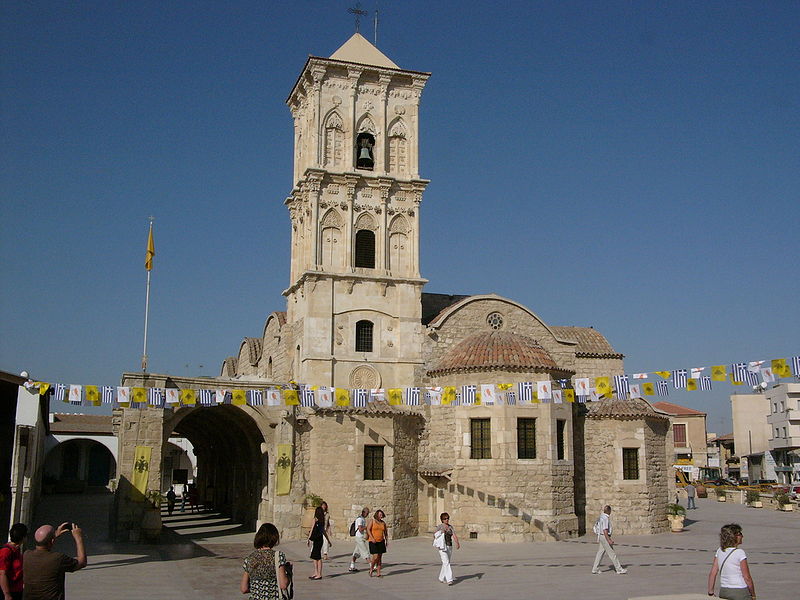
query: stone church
117 34 671 542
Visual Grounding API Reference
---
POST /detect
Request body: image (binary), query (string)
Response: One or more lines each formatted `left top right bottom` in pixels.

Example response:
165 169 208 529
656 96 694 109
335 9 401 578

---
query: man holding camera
23 522 87 600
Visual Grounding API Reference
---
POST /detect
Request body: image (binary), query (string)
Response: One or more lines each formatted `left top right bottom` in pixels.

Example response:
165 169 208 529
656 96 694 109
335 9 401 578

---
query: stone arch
354 212 377 231
323 110 345 168
388 118 408 174
44 438 116 490
388 215 410 275
320 209 344 269
357 114 377 135
165 405 268 528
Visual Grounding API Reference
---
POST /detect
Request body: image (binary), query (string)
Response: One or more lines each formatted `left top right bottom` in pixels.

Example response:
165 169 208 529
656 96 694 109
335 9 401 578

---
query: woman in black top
307 506 332 579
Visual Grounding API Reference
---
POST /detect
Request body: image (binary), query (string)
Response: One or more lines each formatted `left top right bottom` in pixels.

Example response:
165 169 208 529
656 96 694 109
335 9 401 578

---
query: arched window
267 357 273 379
388 119 408 175
354 229 375 268
355 320 374 353
356 132 375 170
324 112 344 168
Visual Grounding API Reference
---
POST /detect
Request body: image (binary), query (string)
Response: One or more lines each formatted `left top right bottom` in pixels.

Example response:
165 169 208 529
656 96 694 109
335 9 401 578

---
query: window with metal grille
355 320 373 353
623 448 639 480
517 418 536 459
673 423 687 446
354 229 375 268
364 445 384 480
556 419 566 460
470 418 491 459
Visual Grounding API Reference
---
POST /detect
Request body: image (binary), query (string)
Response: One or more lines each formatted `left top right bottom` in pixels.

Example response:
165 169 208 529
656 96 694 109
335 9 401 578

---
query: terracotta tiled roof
709 433 734 442
587 397 670 421
651 401 706 416
50 414 113 434
428 331 560 376
549 326 623 358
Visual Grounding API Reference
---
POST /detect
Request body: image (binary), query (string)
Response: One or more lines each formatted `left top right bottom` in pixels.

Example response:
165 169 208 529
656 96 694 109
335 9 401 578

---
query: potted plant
301 492 323 528
775 492 793 511
746 489 762 508
666 503 687 532
715 486 727 502
141 489 164 541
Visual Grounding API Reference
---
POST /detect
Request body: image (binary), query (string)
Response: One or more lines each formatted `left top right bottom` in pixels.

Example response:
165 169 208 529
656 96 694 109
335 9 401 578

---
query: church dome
428 331 560 376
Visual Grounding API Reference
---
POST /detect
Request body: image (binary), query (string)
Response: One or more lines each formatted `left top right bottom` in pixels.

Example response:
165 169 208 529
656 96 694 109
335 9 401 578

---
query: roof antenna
348 3 369 34
374 3 379 46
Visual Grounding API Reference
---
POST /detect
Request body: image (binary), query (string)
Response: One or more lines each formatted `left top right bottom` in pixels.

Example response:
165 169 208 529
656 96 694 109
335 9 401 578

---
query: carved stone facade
112 34 669 544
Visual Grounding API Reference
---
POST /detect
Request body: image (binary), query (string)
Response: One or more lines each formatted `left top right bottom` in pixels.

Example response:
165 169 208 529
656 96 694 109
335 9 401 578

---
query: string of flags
22 356 800 410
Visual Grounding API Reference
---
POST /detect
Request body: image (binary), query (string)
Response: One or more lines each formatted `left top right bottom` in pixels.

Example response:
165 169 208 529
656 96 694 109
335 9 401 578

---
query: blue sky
2 1 798 432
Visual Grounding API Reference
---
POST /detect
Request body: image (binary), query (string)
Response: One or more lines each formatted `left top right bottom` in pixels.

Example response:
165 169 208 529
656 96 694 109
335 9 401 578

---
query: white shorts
353 536 370 559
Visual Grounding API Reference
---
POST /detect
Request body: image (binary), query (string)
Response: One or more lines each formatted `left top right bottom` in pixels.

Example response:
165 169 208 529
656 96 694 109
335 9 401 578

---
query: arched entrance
166 405 267 528
44 439 116 491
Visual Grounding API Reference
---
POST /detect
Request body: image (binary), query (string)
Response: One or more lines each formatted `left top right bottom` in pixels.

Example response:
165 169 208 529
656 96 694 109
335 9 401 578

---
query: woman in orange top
366 509 389 577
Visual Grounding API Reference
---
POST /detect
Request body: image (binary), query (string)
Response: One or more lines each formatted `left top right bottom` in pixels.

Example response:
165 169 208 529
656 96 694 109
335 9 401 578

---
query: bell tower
283 33 430 389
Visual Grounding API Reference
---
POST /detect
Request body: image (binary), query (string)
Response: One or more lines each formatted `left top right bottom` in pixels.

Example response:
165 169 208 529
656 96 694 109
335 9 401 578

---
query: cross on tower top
348 3 369 33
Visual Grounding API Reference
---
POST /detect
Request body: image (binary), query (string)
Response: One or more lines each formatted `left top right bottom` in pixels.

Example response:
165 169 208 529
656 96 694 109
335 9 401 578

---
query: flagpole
142 217 154 372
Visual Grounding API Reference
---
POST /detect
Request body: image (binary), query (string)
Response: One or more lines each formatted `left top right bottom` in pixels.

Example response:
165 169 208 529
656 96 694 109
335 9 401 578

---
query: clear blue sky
2 1 798 432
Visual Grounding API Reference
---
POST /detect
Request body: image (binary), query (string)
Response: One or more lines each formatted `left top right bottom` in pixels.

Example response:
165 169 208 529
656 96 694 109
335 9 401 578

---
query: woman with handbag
241 523 290 600
307 505 331 579
433 512 460 585
707 523 756 599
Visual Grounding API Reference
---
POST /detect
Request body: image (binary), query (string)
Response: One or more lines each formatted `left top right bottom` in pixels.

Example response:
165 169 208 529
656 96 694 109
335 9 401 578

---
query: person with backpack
707 523 755 599
241 522 291 600
348 507 371 572
591 505 627 574
0 523 27 600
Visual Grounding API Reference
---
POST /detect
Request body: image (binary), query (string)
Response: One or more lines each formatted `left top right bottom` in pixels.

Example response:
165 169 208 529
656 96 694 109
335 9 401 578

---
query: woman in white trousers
433 512 460 585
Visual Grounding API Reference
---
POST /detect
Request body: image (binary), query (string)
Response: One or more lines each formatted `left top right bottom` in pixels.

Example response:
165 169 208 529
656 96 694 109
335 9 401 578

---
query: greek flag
247 389 264 406
746 369 760 387
148 388 164 407
199 389 215 406
672 369 688 389
613 375 630 399
405 387 421 406
700 376 712 391
54 383 66 403
101 386 115 404
460 385 477 405
301 385 316 407
453 392 462 406
353 389 368 407
517 381 533 403
793 356 800 379
731 363 748 383
506 390 517 405
657 380 669 396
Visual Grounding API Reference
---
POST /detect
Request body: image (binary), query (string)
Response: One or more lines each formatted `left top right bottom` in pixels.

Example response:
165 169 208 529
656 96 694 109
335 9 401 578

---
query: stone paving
29 492 799 599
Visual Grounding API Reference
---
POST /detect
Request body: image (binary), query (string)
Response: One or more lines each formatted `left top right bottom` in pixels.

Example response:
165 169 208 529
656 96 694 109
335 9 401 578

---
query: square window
470 418 491 459
364 445 384 480
517 418 536 459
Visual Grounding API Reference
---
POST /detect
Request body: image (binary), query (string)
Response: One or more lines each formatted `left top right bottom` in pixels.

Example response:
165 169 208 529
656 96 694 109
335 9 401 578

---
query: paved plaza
30 492 799 599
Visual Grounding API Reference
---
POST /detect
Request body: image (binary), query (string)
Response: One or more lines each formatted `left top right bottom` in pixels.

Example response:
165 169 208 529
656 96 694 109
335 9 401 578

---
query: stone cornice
283 270 428 297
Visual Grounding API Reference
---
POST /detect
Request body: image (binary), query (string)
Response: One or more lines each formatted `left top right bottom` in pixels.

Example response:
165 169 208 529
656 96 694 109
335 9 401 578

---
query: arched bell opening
169 405 266 529
356 132 375 170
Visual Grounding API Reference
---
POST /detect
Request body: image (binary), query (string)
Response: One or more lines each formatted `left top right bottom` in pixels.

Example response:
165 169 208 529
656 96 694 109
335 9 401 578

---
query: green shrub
775 492 791 506
667 503 687 516
746 489 761 504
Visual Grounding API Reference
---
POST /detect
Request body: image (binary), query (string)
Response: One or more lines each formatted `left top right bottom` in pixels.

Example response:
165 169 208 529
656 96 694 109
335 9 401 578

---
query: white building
766 383 800 485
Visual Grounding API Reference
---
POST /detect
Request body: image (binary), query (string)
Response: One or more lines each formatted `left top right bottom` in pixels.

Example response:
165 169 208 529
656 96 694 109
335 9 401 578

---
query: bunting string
21 355 800 409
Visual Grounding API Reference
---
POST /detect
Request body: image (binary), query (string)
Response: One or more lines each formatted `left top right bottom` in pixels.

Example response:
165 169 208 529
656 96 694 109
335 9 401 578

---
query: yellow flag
564 389 575 403
531 388 540 403
180 389 196 405
275 444 292 496
36 382 51 396
475 391 482 405
388 388 403 405
498 383 513 391
711 365 727 381
132 387 147 404
232 389 247 405
145 223 155 271
442 386 456 406
131 446 151 499
595 377 611 396
283 389 299 406
686 378 698 391
729 373 743 386
772 358 792 379
335 388 350 407
85 385 100 406
643 382 655 396
654 371 671 380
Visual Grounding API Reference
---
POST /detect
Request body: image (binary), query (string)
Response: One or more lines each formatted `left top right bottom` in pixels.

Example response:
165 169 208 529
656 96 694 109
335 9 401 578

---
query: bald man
22 522 86 600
